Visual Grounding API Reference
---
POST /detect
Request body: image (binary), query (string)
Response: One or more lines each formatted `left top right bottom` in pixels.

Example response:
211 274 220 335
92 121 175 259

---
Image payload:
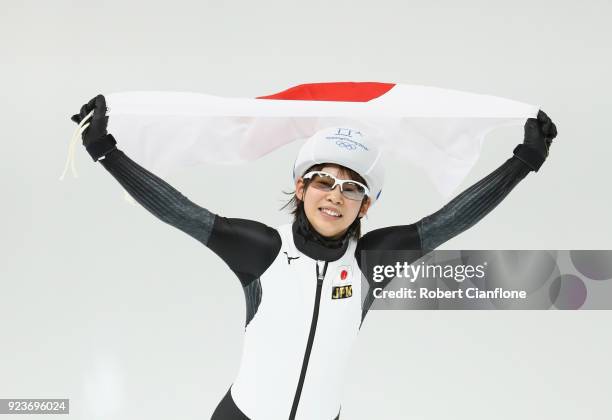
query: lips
319 207 342 218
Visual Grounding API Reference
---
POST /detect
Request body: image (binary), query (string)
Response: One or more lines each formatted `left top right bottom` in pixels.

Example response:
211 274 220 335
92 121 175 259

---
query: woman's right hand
70 94 117 161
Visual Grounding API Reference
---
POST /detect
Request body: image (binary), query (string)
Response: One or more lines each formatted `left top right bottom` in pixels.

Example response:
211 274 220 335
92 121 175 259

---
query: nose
326 185 344 204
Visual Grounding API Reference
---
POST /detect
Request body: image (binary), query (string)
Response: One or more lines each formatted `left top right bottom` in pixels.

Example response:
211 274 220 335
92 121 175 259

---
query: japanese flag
104 82 538 197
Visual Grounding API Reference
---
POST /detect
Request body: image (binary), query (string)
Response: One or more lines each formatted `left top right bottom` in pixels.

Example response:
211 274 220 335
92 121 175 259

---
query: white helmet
293 127 385 202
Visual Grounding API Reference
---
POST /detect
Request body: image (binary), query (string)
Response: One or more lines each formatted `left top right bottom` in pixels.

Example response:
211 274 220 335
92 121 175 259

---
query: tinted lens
309 173 335 191
341 181 366 200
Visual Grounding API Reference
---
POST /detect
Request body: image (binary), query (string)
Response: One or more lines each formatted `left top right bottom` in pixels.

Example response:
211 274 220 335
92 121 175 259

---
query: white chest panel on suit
231 223 362 420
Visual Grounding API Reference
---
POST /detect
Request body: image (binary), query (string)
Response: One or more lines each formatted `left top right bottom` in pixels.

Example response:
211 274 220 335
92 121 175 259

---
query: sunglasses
302 171 370 201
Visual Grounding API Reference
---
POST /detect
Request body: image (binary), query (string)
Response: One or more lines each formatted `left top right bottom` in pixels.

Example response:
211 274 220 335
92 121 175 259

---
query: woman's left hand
514 110 558 171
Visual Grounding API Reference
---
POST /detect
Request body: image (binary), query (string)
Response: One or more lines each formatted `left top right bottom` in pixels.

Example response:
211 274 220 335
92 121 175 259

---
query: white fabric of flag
103 82 539 197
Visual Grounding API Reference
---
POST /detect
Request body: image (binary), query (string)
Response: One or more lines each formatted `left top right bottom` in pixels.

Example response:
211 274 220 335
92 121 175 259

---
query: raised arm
102 148 218 242
356 110 558 258
418 110 557 250
417 155 530 250
71 95 281 286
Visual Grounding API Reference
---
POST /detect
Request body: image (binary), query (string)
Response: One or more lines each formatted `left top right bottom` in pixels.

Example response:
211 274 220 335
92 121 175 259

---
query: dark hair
280 163 369 240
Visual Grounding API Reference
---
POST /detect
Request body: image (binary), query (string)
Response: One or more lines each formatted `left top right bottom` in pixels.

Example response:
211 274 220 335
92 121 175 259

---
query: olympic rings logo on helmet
335 140 357 151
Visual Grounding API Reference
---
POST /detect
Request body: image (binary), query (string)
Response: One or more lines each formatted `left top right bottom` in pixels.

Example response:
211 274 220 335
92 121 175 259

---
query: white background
1 1 611 419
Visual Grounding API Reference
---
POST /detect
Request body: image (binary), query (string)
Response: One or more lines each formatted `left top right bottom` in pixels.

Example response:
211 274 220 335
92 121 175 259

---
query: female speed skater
71 94 557 420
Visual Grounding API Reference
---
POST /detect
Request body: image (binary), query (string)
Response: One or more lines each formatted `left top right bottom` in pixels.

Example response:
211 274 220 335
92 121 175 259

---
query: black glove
513 110 558 172
70 94 117 161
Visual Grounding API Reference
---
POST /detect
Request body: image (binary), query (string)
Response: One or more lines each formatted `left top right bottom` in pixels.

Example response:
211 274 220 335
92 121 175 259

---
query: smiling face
295 165 371 239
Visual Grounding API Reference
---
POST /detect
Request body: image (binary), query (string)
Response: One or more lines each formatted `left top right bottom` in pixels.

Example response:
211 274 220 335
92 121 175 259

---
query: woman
71 94 557 420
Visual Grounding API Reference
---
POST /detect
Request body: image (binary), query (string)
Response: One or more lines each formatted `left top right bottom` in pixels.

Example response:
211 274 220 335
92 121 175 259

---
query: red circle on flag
341 270 348 280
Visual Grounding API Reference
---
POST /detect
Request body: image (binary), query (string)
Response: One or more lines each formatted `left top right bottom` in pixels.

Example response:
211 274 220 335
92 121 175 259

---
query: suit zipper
289 260 328 420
